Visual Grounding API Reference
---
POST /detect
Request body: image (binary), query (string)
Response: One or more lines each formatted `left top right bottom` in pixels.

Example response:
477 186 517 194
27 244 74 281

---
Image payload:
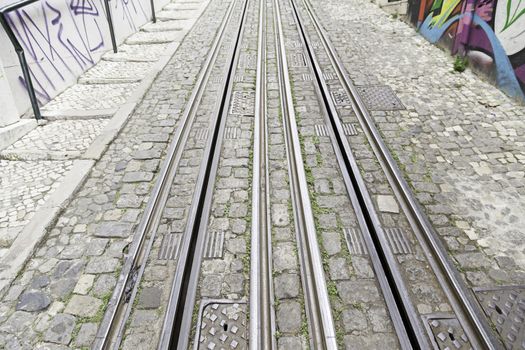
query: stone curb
0 119 37 151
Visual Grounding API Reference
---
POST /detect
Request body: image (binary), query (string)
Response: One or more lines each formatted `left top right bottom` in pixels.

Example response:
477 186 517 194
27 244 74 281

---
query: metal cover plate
225 127 240 139
158 234 181 260
344 227 367 255
331 89 351 106
315 124 328 137
384 228 413 254
356 85 404 111
239 54 256 69
474 285 525 349
195 128 209 141
230 91 255 115
422 314 472 349
342 123 358 136
204 231 225 259
290 52 307 67
195 301 247 350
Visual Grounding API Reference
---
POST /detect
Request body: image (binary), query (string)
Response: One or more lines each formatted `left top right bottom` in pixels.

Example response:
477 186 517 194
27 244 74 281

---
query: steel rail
287 0 425 347
273 0 337 348
157 0 249 348
297 0 503 348
249 0 276 347
91 1 238 348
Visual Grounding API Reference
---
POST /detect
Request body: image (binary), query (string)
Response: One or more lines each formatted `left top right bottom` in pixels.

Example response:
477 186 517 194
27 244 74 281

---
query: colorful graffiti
1 0 150 105
409 0 525 101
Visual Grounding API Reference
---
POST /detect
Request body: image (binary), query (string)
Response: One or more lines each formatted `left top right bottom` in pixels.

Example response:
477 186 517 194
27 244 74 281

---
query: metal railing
0 0 119 120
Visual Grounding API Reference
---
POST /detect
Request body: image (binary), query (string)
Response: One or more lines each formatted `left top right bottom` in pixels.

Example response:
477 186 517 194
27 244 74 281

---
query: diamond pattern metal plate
356 85 404 111
230 91 255 115
422 314 472 349
474 285 525 349
195 301 247 350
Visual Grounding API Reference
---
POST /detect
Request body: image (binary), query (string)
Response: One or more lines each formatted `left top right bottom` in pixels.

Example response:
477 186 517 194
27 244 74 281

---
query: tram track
93 0 504 347
282 0 504 348
249 0 276 347
273 0 338 347
158 0 250 347
91 0 247 348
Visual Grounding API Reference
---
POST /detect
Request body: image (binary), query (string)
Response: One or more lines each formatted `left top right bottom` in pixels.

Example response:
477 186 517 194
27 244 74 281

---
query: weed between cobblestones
453 55 468 73
297 115 344 348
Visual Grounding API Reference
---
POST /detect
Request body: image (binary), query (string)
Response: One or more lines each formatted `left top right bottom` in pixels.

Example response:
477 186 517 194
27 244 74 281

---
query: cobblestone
0 160 73 247
309 0 525 284
2 120 107 158
79 61 155 84
42 83 139 112
0 0 214 347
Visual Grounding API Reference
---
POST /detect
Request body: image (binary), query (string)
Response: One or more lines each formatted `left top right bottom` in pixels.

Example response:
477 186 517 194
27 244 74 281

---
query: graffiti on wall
410 0 525 100
3 0 149 104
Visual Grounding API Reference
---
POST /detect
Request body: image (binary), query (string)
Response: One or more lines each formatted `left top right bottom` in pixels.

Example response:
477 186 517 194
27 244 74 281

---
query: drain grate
474 285 525 349
384 228 413 254
290 52 307 67
331 89 351 106
344 227 367 255
158 234 181 260
315 124 328 137
230 91 255 115
204 231 225 259
423 314 471 349
356 85 404 111
195 301 247 350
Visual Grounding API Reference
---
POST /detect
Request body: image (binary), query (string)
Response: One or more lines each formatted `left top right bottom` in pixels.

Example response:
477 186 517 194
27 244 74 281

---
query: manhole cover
195 301 247 349
356 85 404 111
423 314 472 349
474 285 525 349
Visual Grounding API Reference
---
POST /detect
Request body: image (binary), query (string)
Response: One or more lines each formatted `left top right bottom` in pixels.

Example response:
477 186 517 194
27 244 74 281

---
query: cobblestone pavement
0 0 213 348
0 160 74 250
1 0 525 347
118 0 238 347
0 0 210 294
1 120 108 160
308 0 525 286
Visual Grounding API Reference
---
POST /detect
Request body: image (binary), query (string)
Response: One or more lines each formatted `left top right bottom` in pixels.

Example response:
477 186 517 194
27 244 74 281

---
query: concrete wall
0 0 169 122
407 0 525 102
0 56 18 127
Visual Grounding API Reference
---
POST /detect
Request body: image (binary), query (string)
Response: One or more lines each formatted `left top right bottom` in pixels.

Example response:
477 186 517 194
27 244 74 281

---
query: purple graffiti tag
70 0 99 16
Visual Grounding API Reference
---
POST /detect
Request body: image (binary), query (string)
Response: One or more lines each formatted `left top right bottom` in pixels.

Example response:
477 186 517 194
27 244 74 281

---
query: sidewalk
0 0 210 295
